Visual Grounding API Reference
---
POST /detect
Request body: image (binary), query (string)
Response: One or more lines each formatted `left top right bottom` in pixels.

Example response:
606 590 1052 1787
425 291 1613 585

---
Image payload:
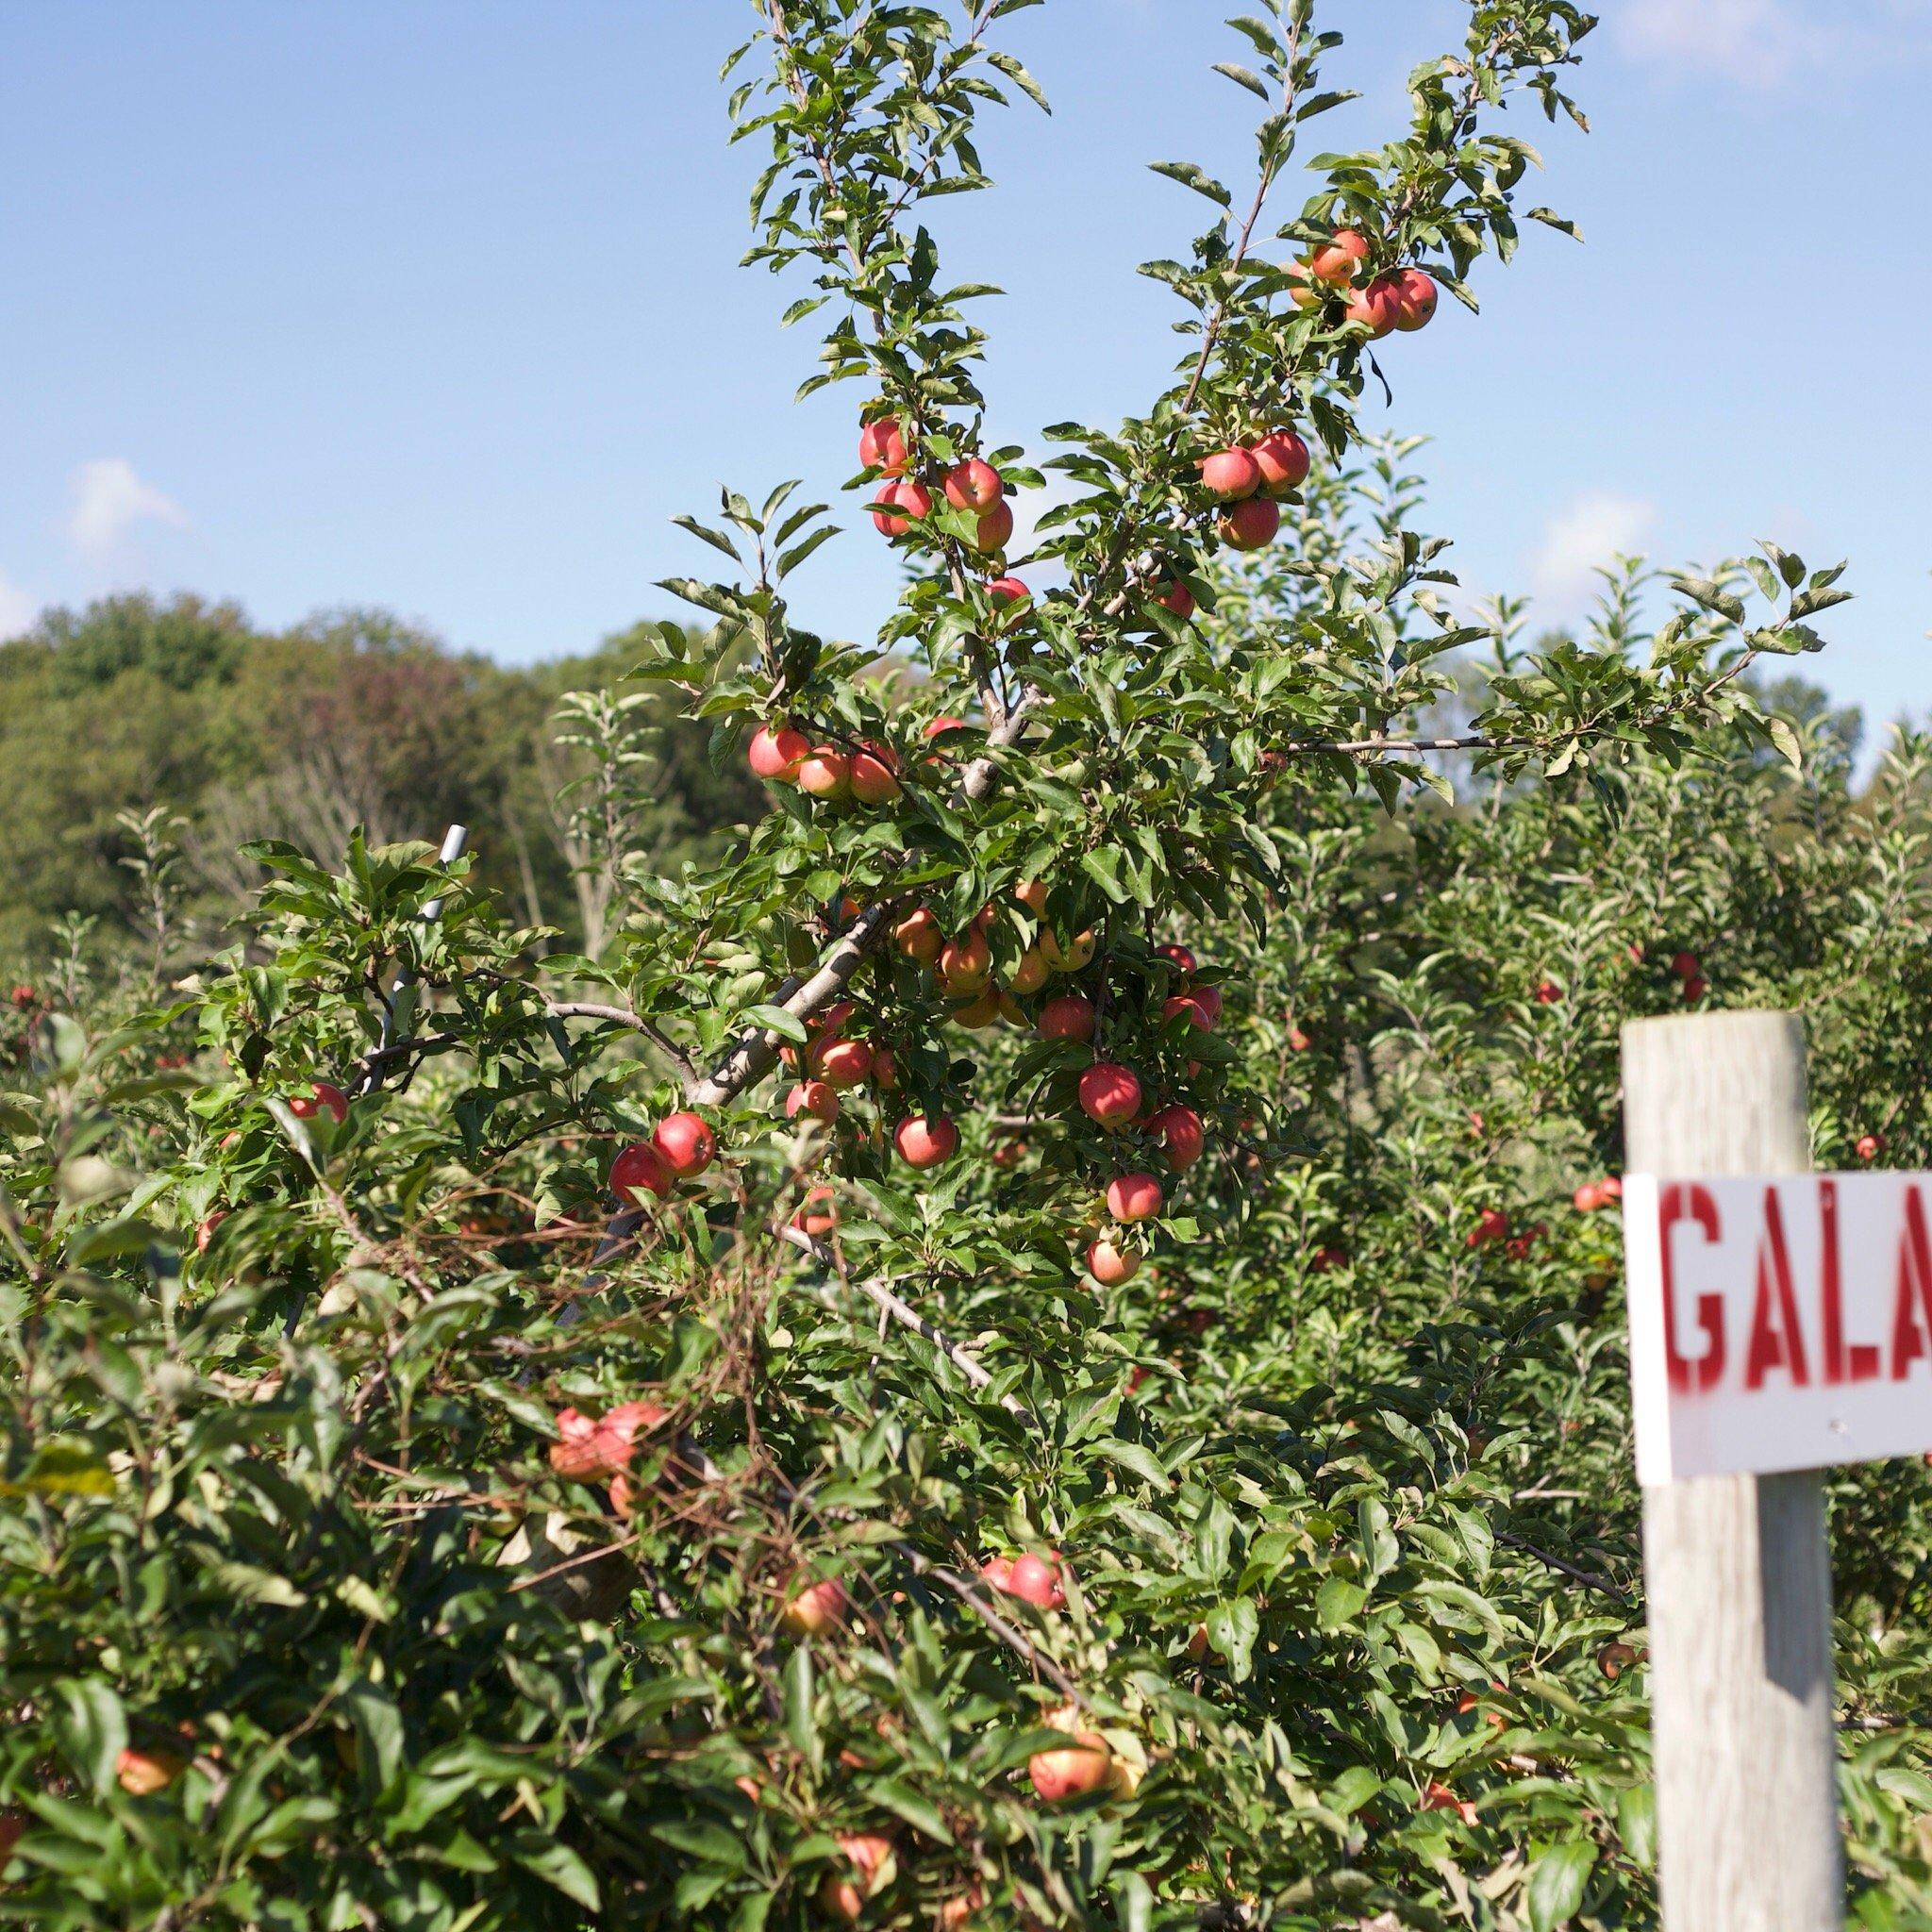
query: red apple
1218 497 1279 551
748 722 809 782
116 1748 185 1796
1155 942 1197 975
980 1555 1016 1591
1006 1552 1067 1609
1162 992 1215 1032
894 907 943 965
988 575 1030 609
1078 1062 1142 1130
786 1080 840 1123
894 1114 958 1168
1573 1182 1604 1213
1028 1735 1115 1802
1157 580 1195 618
1008 948 1050 995
1249 429 1310 496
871 477 932 536
1308 228 1370 284
1106 1172 1163 1223
871 1046 898 1089
1467 1208 1509 1248
812 1037 874 1090
1013 877 1050 915
1392 267 1438 330
792 1185 838 1237
923 715 967 747
1087 1238 1140 1286
1344 275 1402 339
1039 993 1096 1042
781 1573 849 1637
940 930 991 994
848 741 901 805
1600 1176 1624 1201
1683 974 1707 1004
1669 951 1700 980
291 1080 349 1124
1199 447 1262 502
1534 979 1563 1005
611 1141 675 1205
1148 1104 1205 1170
818 1831 895 1924
1857 1134 1883 1161
974 498 1014 553
798 746 852 799
949 989 1002 1030
652 1111 715 1178
858 414 908 475
194 1210 226 1253
1039 927 1095 973
943 457 1003 511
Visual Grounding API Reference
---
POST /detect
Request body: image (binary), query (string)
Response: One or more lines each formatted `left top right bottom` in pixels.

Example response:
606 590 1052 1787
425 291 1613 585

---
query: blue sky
2 1 1927 735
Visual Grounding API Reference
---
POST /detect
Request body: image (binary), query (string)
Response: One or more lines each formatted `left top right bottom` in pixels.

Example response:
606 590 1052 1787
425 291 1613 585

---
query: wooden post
1621 1011 1841 1932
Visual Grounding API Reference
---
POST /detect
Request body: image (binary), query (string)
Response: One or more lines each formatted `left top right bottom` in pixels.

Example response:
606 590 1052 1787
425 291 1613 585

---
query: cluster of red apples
1194 425 1309 553
600 885 1224 1299
778 1547 1138 1829
1290 225 1440 340
608 1109 718 1204
780 884 1223 1291
859 415 1016 556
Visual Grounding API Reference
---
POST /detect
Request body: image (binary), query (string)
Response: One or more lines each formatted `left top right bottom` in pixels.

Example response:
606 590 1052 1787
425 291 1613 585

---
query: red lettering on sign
1819 1178 1881 1385
1660 1182 1725 1393
1744 1187 1810 1389
1890 1186 1932 1382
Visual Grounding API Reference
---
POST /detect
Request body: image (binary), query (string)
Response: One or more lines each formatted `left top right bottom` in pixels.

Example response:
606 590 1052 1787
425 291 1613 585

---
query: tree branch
544 999 698 1080
776 1223 1039 1429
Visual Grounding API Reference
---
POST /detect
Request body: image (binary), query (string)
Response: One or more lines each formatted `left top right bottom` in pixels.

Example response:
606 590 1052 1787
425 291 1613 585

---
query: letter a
1744 1188 1810 1389
1890 1186 1932 1381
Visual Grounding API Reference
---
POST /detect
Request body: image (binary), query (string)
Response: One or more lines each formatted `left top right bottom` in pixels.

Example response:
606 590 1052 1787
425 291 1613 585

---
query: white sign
1624 1174 1932 1483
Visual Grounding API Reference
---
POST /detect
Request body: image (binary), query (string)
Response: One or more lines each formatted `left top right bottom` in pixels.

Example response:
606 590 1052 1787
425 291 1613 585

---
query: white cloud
1527 491 1657 611
1613 0 1932 87
0 571 37 642
66 458 189 563
1614 0 1806 86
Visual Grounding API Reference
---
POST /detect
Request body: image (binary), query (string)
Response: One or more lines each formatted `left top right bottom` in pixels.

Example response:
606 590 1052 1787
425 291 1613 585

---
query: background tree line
0 591 765 968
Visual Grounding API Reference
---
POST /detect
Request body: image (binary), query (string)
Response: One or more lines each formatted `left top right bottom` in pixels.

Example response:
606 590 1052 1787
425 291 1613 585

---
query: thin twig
775 1223 1039 1428
1496 1529 1629 1607
544 999 698 1079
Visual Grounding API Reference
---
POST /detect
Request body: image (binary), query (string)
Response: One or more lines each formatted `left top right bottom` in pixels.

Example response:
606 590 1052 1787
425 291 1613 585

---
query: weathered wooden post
1622 1011 1841 1932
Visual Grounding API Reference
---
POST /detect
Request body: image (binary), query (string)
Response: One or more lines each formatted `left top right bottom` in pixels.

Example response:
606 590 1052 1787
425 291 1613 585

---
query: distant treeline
0 593 762 963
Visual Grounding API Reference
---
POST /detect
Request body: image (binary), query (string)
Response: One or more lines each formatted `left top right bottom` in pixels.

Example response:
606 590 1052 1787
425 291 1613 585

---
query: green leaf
1526 1840 1595 1930
744 1004 810 1043
1147 161 1230 208
1211 61 1271 102
511 1834 602 1911
1315 1575 1369 1629
1093 1439 1170 1489
51 1679 126 1797
985 48 1050 114
1 1439 115 1500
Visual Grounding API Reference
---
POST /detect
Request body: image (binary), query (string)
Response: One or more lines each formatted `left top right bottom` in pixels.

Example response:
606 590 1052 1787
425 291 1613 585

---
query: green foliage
4 5 1928 1930
0 600 762 966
